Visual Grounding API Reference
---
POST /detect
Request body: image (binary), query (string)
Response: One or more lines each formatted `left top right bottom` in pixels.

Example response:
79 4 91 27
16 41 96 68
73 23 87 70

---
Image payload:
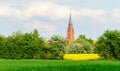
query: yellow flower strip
64 54 100 60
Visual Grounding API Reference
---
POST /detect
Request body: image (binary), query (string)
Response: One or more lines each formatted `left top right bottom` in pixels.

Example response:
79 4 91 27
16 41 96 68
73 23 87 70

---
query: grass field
0 60 120 71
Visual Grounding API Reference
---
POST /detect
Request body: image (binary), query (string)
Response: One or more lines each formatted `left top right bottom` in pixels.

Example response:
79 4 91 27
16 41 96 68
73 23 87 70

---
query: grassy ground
0 60 120 71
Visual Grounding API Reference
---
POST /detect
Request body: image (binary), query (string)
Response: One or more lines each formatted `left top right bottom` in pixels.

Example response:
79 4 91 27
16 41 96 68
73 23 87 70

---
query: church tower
67 13 74 42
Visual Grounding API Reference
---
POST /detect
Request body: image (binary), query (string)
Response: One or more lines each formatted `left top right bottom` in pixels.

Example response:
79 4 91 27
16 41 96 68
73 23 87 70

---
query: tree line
0 29 120 60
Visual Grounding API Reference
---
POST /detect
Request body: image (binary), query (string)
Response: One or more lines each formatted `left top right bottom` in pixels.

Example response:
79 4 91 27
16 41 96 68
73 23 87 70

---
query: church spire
67 13 74 43
68 13 73 29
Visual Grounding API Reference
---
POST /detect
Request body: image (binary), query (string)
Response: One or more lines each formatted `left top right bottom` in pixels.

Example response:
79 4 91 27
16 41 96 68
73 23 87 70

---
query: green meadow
0 60 120 71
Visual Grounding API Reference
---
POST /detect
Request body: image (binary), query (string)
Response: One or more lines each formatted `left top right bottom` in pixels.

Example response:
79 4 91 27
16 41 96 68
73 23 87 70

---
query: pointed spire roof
68 13 73 29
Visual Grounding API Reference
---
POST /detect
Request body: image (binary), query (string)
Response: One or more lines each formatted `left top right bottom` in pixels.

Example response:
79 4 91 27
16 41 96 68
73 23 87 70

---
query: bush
46 35 68 59
65 42 93 54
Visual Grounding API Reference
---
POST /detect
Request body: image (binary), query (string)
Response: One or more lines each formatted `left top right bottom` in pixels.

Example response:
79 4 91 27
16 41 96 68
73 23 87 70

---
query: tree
0 29 46 59
0 35 6 58
3 31 24 59
65 42 93 54
32 29 46 59
47 35 68 59
76 35 93 44
68 34 94 54
20 29 46 59
95 30 120 60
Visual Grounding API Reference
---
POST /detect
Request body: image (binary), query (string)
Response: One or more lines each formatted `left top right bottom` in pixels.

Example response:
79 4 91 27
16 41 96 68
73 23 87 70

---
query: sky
0 0 120 40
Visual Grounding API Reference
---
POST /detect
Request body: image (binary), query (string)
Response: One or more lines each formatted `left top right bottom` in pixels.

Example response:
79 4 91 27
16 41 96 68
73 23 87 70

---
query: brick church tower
67 13 74 42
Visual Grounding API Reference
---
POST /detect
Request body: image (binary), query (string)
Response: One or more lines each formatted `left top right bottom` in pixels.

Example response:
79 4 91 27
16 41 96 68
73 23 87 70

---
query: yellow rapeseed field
64 54 100 60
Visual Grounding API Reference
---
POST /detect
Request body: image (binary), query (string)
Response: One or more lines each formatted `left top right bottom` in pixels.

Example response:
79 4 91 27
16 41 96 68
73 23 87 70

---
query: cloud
23 1 68 19
0 3 22 18
79 8 107 22
0 4 12 16
21 1 78 20
113 9 120 19
0 1 107 22
22 1 106 21
25 21 55 32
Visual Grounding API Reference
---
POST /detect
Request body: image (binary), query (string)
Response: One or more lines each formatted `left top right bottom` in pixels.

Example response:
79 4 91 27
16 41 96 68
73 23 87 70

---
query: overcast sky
0 0 120 39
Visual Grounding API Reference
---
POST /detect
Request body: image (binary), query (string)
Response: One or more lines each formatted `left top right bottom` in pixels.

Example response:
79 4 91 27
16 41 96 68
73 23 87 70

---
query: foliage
47 35 68 59
65 42 93 54
0 29 46 59
1 29 120 60
95 30 120 60
65 34 94 54
76 35 93 44
0 30 68 59
0 35 5 58
0 31 94 59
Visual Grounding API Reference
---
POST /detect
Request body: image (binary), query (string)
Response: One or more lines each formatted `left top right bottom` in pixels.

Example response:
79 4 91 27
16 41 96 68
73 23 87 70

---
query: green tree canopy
66 34 94 54
65 42 93 54
95 30 120 60
0 35 6 58
47 35 68 59
0 29 46 59
76 35 93 44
